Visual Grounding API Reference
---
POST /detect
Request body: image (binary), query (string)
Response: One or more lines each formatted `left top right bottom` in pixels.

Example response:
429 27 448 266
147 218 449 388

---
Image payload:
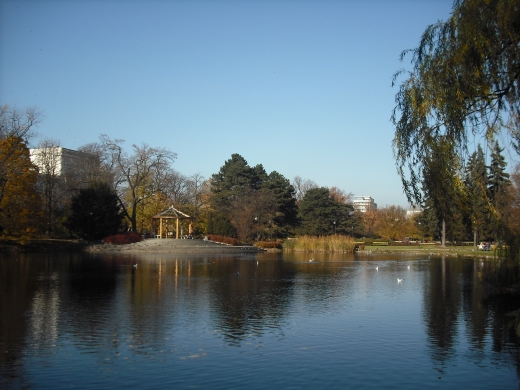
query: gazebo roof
152 206 191 219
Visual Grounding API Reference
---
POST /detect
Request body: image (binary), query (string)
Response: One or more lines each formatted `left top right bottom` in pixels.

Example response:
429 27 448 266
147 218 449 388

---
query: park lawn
363 245 497 258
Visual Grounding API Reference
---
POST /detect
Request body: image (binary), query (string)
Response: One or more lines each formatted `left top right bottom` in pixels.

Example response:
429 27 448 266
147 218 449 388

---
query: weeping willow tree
392 0 520 287
422 136 468 247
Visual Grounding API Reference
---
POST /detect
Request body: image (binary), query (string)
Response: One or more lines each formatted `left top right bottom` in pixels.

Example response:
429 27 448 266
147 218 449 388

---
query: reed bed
283 235 355 252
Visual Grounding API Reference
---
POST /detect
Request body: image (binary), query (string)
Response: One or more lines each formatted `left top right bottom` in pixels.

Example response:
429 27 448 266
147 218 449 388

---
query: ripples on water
0 252 518 389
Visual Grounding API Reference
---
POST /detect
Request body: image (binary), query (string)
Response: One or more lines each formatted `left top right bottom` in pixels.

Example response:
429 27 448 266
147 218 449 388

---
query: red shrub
103 232 143 245
207 234 240 246
255 241 282 249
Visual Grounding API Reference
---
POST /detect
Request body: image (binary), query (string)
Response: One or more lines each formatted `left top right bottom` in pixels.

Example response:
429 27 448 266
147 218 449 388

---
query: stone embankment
86 238 266 254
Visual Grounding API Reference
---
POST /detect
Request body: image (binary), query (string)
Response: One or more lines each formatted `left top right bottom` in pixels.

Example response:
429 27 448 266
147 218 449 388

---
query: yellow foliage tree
373 205 417 241
0 137 43 239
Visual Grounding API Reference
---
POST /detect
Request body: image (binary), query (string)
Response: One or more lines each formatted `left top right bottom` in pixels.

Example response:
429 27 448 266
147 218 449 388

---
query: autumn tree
373 206 416 241
0 105 41 205
360 209 378 237
0 137 43 238
88 135 177 233
329 187 352 204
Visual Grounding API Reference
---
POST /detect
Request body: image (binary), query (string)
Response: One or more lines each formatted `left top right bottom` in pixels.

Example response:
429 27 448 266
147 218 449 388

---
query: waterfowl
397 278 403 283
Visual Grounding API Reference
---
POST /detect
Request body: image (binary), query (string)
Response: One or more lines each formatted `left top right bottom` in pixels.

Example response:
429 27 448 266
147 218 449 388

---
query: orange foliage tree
0 137 43 238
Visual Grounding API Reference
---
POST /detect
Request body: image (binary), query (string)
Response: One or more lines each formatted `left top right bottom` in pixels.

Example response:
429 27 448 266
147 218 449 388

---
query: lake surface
1 251 519 389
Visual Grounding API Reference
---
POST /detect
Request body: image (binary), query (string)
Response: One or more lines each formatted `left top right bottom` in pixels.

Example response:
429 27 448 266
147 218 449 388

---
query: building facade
30 147 84 176
352 196 377 213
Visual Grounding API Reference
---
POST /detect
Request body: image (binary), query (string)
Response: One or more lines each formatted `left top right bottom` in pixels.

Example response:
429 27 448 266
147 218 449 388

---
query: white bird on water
397 278 403 283
309 258 314 262
375 266 378 271
407 265 410 269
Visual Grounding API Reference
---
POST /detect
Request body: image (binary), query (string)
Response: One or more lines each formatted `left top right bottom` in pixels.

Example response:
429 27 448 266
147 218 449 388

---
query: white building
352 196 377 212
30 147 84 176
406 208 422 219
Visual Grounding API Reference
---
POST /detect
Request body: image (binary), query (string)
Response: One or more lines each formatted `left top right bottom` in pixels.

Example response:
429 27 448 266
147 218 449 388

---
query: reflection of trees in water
0 253 40 388
486 296 520 378
423 256 520 378
209 253 356 346
61 255 121 354
209 256 296 346
0 253 82 388
461 260 489 351
423 256 462 365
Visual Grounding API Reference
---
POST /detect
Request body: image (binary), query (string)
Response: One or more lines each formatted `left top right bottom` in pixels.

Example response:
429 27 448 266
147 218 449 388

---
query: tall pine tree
464 145 490 244
487 142 511 239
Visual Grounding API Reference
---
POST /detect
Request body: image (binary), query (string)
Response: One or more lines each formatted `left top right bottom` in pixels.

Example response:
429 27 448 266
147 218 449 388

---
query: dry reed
283 235 355 252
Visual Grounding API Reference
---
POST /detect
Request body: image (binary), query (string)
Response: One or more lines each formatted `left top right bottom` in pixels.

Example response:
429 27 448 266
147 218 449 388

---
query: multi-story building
352 196 377 212
406 208 422 219
30 147 85 177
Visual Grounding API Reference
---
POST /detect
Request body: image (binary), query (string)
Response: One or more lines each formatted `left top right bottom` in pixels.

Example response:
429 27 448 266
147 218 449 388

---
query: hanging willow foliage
391 0 520 205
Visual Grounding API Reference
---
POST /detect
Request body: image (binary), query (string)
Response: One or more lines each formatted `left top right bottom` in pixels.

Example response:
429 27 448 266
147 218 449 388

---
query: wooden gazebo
152 206 192 239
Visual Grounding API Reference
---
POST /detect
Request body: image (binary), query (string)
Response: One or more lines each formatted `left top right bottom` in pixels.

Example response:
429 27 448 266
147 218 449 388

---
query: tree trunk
131 206 138 233
441 219 446 248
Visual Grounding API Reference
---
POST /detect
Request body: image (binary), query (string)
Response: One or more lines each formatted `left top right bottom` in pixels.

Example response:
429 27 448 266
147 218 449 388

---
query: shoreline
86 238 266 254
0 238 497 258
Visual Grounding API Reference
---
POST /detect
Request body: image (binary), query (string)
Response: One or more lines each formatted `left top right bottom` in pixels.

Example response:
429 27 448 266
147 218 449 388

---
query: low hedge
255 241 283 249
207 234 240 246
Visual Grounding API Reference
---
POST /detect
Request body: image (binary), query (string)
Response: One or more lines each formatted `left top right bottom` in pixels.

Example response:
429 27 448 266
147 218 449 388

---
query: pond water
0 251 519 389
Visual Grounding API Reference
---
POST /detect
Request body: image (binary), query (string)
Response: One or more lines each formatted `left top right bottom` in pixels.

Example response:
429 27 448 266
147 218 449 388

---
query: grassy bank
282 236 501 257
283 235 355 252
362 244 498 258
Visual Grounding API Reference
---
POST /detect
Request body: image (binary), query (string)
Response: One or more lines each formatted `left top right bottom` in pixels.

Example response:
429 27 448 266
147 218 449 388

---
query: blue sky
1 0 454 207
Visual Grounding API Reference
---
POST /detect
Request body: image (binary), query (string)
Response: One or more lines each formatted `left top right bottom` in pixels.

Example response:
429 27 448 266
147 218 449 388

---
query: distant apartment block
30 147 84 176
353 196 377 212
406 208 422 219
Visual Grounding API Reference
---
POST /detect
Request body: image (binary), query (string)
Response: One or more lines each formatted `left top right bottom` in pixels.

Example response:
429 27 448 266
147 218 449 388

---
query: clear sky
0 0 454 207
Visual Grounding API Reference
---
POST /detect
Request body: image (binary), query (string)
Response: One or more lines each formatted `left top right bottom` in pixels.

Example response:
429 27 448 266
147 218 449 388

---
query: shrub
255 241 283 249
103 232 143 245
207 234 240 246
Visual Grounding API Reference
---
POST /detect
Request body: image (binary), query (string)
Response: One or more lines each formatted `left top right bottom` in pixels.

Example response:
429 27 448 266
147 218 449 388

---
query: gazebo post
160 217 163 239
176 218 179 239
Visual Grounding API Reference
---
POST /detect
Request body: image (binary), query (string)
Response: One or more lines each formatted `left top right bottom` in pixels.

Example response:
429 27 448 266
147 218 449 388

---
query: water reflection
423 255 520 379
0 251 518 389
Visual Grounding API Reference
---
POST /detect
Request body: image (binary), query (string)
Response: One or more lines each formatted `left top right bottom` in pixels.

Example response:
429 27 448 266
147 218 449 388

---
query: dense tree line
1 104 517 244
